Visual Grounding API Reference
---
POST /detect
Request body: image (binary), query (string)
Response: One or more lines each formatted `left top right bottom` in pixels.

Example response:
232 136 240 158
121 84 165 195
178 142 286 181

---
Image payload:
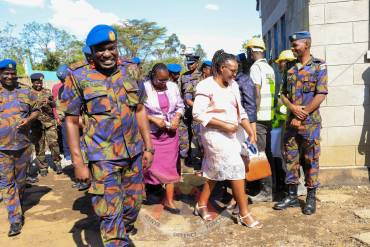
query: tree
20 22 83 70
113 19 167 61
194 44 206 60
0 23 26 74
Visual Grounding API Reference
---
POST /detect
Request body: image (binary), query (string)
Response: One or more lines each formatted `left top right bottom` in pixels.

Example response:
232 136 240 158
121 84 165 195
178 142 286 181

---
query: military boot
249 176 273 202
273 185 300 210
303 188 316 215
8 222 22 237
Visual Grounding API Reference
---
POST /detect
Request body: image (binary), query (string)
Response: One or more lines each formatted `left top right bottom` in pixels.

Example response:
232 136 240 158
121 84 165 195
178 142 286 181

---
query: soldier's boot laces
303 188 316 215
8 222 22 237
273 185 300 210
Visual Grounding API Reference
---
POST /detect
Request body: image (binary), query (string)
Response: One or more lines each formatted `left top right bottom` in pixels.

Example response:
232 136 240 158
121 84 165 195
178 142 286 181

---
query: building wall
259 0 370 178
309 0 370 168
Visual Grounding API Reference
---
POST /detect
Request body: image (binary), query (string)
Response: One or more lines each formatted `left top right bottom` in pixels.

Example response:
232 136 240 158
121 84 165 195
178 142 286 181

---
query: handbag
237 126 272 182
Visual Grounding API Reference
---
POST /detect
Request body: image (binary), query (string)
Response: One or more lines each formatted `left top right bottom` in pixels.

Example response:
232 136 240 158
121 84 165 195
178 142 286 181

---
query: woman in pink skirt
143 63 184 214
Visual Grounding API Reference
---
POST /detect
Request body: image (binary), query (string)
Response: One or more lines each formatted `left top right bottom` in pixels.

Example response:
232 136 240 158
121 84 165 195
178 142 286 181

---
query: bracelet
144 147 155 154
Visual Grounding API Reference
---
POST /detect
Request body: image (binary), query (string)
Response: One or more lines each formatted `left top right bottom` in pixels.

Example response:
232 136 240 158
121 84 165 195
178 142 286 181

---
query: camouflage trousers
179 119 189 158
283 129 320 188
89 154 144 247
189 121 203 169
31 124 62 170
0 146 31 224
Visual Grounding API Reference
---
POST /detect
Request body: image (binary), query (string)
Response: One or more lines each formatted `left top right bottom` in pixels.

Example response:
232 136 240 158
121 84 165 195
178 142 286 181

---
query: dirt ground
0 166 369 247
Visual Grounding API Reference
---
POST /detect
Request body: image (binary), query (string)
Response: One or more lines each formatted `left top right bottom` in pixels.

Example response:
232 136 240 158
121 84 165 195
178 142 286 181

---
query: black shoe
126 225 138 236
303 188 316 215
55 164 63 174
163 205 180 214
8 222 22 237
40 169 48 177
26 177 39 184
78 182 90 191
273 185 300 210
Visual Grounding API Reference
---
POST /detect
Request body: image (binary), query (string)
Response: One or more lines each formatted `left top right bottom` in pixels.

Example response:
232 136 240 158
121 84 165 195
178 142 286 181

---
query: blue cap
0 59 16 70
203 60 212 67
82 45 92 55
236 53 247 62
289 31 311 42
167 64 182 73
30 73 44 81
86 24 118 47
131 57 141 65
56 64 69 80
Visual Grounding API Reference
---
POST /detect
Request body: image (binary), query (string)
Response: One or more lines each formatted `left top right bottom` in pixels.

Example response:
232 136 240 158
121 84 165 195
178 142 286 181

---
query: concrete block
327 65 354 86
311 23 353 46
354 63 370 85
309 4 325 25
321 127 329 147
311 45 326 60
327 126 363 146
354 105 370 126
321 146 356 166
326 43 368 65
321 106 354 127
353 21 369 43
320 166 370 186
309 0 327 4
325 0 369 23
356 144 370 166
326 85 368 106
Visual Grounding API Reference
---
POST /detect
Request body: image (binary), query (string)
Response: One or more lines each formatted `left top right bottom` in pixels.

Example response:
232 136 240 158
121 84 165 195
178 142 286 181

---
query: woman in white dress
192 50 263 229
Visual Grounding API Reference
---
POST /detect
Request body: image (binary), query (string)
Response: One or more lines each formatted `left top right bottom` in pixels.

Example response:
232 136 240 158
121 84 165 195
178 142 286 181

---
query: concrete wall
309 0 370 169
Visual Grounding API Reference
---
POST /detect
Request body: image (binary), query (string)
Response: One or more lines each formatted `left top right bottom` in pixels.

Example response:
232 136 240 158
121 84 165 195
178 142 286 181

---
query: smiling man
0 59 40 237
61 24 153 247
274 31 328 215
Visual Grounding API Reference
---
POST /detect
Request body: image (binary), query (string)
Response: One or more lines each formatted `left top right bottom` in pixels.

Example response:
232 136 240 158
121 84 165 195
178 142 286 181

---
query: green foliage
194 44 207 60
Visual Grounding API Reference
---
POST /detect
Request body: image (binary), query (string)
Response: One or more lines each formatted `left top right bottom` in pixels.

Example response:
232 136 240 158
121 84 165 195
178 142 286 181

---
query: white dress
193 77 249 181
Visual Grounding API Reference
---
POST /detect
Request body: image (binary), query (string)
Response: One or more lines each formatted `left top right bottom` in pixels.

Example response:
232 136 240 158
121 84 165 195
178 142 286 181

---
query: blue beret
0 59 16 70
203 60 212 67
289 31 311 42
86 24 118 47
30 73 44 81
236 53 247 62
131 57 141 65
167 64 182 73
82 45 92 55
56 64 69 80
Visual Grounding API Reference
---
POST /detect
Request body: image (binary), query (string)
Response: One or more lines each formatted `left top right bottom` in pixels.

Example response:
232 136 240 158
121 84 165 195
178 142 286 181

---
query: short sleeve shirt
282 56 328 126
0 84 38 150
60 63 146 161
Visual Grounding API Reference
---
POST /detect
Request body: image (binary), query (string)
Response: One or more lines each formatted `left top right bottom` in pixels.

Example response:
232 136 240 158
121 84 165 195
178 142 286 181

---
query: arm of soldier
136 82 154 170
61 74 90 181
17 92 41 129
184 82 194 107
281 83 307 120
304 64 328 114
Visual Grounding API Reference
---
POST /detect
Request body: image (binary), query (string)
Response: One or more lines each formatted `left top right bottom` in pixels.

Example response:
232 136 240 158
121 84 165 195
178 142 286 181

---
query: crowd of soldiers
0 23 327 247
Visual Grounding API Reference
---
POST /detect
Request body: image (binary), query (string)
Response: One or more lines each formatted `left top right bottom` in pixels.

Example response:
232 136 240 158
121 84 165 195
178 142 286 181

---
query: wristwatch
144 147 155 154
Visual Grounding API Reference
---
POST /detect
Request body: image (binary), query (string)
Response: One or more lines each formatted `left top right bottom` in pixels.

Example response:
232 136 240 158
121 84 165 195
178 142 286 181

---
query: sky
0 0 261 59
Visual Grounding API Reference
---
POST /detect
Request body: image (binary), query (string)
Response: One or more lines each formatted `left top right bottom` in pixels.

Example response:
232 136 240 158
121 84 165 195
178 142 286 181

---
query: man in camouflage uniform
61 24 153 246
30 73 63 176
274 31 328 215
0 59 40 236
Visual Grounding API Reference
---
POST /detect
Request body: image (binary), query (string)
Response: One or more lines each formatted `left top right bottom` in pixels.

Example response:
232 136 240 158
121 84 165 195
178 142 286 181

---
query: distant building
23 57 59 89
257 0 370 185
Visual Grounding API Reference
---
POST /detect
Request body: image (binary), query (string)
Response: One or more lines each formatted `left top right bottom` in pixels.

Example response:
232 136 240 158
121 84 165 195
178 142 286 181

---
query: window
274 23 279 59
280 15 287 50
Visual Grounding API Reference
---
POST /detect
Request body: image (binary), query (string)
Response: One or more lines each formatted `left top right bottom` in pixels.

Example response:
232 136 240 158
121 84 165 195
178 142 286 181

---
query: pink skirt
144 129 180 184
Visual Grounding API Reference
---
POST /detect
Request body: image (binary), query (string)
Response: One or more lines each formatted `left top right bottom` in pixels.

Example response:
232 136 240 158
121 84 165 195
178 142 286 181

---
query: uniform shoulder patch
69 60 88 71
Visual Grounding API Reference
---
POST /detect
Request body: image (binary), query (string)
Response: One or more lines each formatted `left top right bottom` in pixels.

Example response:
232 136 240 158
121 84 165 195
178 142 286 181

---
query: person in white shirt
245 38 276 202
192 50 262 229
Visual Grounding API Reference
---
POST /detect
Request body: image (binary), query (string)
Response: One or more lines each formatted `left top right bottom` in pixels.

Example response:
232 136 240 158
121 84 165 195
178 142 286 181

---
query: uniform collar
296 55 314 70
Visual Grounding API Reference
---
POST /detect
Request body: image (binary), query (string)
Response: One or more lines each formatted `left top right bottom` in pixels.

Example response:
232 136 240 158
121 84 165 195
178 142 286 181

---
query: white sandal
237 213 263 229
194 203 212 221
